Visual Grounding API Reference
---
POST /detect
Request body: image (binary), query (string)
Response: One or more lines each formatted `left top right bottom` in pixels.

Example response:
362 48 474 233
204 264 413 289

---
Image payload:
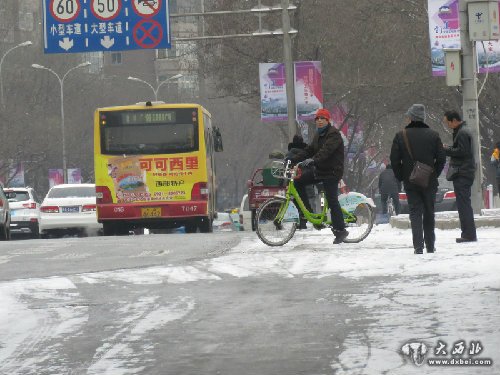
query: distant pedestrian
443 110 477 243
490 141 500 198
390 104 446 254
378 164 401 215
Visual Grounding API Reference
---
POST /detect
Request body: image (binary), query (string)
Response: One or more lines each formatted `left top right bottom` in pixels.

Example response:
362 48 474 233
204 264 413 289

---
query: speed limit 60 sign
42 0 171 53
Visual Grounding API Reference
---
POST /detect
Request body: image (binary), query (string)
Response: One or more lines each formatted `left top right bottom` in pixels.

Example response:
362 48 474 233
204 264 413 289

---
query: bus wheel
103 222 115 236
185 222 197 233
199 217 213 233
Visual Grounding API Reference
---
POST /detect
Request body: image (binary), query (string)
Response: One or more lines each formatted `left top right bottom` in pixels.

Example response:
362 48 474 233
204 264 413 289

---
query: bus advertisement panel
94 103 222 235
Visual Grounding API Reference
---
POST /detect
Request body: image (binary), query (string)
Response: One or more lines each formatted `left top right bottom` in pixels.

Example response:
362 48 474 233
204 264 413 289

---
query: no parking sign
42 0 171 53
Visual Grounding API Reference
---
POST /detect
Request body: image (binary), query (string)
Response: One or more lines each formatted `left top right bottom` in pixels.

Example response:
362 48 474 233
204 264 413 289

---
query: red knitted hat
315 108 331 121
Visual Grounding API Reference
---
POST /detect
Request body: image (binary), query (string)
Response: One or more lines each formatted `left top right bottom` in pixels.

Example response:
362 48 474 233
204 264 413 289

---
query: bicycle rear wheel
256 198 296 246
343 203 374 243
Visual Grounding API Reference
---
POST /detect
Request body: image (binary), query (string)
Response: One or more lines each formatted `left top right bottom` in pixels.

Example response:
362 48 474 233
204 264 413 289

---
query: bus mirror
214 128 223 152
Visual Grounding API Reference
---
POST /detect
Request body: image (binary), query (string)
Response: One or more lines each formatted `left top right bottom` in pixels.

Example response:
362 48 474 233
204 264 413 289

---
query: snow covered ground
0 224 499 374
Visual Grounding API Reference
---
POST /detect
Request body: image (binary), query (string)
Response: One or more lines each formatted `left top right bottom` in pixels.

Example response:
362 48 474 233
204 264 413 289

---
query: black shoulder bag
402 130 434 188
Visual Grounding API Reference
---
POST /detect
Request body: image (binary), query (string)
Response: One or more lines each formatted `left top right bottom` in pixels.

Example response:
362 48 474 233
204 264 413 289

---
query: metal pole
281 0 297 142
59 77 67 183
460 0 483 213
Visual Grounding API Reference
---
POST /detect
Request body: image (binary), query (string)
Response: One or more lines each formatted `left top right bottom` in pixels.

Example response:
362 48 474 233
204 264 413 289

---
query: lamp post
32 61 91 183
0 41 32 108
128 74 183 102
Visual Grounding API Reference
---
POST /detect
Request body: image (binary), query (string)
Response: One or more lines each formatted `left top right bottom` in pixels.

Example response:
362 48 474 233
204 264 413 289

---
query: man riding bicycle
294 108 348 244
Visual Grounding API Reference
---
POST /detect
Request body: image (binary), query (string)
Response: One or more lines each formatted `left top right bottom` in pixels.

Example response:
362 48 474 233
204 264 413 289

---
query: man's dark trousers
406 187 437 250
294 168 345 231
453 176 477 240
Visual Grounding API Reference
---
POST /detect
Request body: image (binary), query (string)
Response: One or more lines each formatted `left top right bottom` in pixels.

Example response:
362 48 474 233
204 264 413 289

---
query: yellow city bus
94 102 223 235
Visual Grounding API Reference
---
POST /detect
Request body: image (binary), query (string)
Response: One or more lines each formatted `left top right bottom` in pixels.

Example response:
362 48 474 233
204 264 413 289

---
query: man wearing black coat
295 108 348 244
378 164 401 215
443 110 477 243
390 104 446 254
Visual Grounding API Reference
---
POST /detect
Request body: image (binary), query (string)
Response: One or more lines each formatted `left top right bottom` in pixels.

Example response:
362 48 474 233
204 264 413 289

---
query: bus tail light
82 204 97 212
192 182 209 200
96 186 113 204
41 206 59 213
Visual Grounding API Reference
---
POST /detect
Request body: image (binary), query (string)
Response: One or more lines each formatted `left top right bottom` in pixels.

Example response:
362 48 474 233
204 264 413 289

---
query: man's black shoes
414 248 423 254
456 237 477 243
332 229 349 244
297 218 307 230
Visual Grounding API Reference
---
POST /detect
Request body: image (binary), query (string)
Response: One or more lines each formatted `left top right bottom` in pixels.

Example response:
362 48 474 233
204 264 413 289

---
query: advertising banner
49 169 64 188
0 161 25 187
428 0 500 75
67 168 82 184
428 0 461 76
294 61 323 121
259 63 288 122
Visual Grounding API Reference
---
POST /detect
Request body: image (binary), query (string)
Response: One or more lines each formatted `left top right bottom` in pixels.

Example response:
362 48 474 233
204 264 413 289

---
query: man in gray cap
390 104 446 254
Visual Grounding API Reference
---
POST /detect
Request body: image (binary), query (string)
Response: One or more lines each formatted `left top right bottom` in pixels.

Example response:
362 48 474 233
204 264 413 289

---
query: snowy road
0 225 499 374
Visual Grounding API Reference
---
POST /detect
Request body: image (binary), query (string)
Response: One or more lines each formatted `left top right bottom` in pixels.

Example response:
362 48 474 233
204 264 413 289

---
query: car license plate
141 207 161 218
62 206 79 213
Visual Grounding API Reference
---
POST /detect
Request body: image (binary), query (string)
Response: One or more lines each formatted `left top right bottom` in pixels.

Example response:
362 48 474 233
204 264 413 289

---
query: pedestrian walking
295 108 349 244
390 104 446 254
442 110 477 243
491 141 500 198
378 164 401 215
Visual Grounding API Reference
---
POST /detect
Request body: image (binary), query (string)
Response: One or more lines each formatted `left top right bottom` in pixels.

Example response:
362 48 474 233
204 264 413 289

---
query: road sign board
42 0 171 54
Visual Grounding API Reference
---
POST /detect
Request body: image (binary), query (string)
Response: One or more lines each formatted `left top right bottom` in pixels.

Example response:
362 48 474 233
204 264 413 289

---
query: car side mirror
213 127 223 152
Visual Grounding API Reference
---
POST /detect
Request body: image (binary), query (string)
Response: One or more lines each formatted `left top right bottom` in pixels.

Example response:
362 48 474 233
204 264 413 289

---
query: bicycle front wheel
256 198 296 246
343 203 374 243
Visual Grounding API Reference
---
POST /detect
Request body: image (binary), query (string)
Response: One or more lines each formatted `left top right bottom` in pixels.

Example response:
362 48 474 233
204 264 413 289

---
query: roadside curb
389 210 500 229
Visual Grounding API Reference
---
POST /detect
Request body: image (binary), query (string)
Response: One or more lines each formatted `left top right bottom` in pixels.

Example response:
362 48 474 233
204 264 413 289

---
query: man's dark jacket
390 121 446 190
305 124 344 179
445 121 476 179
378 166 401 194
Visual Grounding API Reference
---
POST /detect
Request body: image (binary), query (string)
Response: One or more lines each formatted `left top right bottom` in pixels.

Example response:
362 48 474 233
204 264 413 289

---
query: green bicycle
256 160 375 246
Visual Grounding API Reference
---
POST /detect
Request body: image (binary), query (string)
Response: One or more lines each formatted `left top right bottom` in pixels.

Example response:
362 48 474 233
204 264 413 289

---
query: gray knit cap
406 104 426 122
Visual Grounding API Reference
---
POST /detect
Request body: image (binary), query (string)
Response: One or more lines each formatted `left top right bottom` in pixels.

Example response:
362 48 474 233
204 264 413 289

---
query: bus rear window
100 108 199 155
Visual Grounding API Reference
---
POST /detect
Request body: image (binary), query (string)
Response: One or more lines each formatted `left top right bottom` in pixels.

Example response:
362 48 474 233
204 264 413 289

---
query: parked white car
39 184 102 238
4 187 41 238
213 212 239 232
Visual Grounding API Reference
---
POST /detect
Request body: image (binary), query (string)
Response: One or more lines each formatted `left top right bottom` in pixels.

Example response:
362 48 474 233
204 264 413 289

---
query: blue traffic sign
42 0 171 54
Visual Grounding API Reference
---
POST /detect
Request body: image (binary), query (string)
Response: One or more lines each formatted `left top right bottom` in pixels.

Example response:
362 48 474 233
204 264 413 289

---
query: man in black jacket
443 110 477 243
295 108 349 244
390 104 446 254
378 164 401 215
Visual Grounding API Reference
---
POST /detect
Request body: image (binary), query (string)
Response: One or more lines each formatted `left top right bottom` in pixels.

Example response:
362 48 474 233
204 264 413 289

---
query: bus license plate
141 207 161 218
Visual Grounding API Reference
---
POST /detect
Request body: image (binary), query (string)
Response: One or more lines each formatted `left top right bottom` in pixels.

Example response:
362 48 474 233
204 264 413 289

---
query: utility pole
281 0 297 142
459 0 484 213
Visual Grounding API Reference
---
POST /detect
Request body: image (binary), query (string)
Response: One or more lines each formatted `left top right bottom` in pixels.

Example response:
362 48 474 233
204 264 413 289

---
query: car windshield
6 191 29 201
48 186 96 198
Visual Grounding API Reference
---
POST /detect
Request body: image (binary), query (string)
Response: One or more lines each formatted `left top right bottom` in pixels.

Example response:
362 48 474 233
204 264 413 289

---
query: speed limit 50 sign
42 0 171 53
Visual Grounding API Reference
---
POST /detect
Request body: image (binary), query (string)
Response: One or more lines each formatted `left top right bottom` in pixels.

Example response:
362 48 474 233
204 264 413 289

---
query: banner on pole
67 168 82 184
294 61 323 121
49 169 64 188
259 61 324 122
428 0 500 75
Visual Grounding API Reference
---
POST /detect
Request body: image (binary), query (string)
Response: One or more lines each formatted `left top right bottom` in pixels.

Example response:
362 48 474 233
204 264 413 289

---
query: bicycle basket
270 160 287 179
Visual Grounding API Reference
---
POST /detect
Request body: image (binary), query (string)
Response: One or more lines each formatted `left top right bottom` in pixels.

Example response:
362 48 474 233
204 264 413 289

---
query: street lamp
32 61 91 183
0 40 32 108
127 73 183 102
